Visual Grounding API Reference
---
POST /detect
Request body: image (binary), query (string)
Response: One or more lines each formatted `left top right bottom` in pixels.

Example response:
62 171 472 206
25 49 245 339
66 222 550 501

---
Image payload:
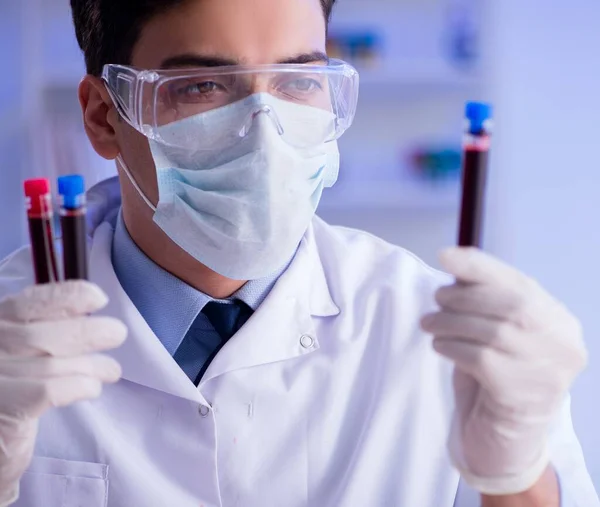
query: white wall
318 208 458 269
486 0 600 487
0 0 113 260
0 1 31 258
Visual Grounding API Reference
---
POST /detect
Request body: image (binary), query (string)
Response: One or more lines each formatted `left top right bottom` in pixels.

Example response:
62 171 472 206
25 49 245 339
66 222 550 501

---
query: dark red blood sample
61 208 89 280
458 141 490 248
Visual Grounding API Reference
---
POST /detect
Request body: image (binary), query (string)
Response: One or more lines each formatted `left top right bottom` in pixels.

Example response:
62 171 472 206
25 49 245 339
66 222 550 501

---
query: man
0 0 597 505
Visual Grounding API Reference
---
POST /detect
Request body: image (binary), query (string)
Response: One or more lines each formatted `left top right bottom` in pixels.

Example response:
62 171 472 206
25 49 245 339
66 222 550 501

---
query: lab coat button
300 334 315 349
198 405 211 418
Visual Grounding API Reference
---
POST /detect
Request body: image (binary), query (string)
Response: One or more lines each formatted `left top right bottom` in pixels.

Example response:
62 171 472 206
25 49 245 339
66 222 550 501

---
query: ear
78 75 120 160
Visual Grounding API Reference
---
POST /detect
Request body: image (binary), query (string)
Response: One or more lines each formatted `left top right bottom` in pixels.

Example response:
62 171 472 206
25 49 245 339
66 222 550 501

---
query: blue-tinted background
1 0 599 489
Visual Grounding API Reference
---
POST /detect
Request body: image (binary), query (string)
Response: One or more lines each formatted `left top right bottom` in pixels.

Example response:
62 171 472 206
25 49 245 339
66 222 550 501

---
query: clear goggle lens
103 61 359 150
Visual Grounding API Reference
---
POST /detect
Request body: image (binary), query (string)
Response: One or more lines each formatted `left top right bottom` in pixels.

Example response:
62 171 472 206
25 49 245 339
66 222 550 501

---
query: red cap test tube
24 178 60 284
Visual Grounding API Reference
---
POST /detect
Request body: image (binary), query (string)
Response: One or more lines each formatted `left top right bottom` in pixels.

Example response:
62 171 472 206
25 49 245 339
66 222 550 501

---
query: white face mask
117 93 340 280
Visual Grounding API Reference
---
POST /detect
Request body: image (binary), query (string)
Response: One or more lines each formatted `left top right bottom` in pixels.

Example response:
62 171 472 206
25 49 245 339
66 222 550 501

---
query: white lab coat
0 194 596 506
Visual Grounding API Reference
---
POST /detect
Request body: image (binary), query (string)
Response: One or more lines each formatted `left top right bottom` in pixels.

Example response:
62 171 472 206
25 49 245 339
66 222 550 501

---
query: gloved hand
0 281 127 507
421 247 588 495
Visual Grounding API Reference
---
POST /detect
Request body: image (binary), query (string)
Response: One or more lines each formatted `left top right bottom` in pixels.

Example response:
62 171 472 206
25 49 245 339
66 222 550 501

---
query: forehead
131 0 327 69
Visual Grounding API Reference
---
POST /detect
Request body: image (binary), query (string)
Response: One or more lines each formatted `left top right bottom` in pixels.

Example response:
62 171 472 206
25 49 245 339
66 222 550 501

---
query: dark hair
71 0 337 76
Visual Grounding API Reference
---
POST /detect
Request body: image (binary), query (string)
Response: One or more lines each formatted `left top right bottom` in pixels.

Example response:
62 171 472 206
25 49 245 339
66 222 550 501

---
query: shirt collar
111 210 290 355
91 216 339 402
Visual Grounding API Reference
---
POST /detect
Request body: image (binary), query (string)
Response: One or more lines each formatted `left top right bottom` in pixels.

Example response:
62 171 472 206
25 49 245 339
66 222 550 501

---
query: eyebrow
160 51 329 69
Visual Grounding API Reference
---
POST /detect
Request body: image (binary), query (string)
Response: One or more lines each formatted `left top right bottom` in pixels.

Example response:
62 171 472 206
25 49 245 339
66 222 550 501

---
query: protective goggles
102 59 359 150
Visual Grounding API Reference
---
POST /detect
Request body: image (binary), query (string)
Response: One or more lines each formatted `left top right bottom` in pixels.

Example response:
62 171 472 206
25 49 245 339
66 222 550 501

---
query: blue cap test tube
458 101 493 247
58 174 89 280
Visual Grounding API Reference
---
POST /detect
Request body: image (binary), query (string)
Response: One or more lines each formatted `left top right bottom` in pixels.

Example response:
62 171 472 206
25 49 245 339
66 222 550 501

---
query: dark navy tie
174 300 253 386
202 300 253 343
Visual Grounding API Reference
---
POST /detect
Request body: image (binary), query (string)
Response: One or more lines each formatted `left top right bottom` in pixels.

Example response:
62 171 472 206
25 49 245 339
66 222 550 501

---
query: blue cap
465 101 493 134
58 174 85 209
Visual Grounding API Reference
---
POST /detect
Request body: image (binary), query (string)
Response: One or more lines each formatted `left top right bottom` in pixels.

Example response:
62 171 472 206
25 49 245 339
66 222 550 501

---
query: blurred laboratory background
1 0 600 490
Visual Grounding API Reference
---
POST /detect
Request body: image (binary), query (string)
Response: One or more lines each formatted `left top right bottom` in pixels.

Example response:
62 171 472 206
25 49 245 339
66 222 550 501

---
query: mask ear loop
103 75 157 213
116 154 157 212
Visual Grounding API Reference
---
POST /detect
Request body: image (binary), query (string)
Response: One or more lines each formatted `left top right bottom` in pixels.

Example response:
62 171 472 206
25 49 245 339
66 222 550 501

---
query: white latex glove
421 247 588 495
0 281 127 507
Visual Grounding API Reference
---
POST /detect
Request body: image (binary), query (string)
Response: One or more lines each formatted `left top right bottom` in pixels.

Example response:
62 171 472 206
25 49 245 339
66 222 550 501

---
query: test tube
58 175 89 280
24 178 60 284
457 101 493 248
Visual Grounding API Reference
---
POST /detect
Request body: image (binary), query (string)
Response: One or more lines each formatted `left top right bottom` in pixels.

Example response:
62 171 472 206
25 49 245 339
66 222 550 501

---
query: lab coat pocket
14 456 109 507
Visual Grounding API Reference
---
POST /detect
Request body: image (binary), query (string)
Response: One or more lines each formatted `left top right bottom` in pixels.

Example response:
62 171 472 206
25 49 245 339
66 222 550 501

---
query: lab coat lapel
89 222 205 405
200 223 340 385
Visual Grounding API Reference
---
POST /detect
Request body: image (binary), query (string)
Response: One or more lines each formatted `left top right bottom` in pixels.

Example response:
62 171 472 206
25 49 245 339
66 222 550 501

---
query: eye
283 78 322 93
163 78 233 106
178 80 223 97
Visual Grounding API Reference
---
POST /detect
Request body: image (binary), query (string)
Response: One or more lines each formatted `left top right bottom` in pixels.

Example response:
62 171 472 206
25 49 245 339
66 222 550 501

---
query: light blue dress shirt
110 210 289 371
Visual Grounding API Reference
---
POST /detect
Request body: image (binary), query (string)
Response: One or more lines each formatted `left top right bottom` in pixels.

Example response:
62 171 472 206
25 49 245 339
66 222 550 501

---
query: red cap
24 178 51 216
24 178 50 198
